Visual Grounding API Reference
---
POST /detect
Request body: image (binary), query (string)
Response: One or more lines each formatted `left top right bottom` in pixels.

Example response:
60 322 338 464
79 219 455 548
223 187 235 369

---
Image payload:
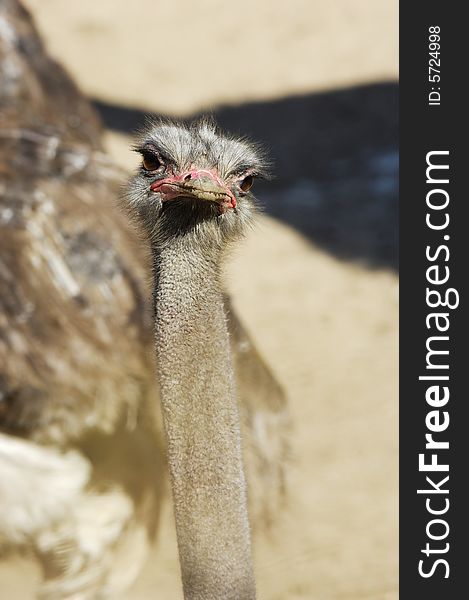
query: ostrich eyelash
132 144 171 164
231 168 265 181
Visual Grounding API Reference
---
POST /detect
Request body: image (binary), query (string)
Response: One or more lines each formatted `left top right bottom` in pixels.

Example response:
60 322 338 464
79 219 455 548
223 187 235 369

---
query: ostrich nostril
184 173 192 181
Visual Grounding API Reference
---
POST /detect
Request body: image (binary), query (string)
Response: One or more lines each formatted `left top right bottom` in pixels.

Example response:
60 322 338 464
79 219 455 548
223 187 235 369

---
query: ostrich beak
151 171 237 210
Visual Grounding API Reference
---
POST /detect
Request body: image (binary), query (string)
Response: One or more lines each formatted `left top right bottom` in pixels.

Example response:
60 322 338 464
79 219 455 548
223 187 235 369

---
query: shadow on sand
93 82 398 271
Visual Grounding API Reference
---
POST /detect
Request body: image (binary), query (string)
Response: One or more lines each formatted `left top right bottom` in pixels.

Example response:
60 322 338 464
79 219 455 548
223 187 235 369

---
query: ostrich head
126 119 269 247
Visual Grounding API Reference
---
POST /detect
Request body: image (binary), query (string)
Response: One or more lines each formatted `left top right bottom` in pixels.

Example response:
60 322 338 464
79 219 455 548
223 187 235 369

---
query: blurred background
1 0 398 598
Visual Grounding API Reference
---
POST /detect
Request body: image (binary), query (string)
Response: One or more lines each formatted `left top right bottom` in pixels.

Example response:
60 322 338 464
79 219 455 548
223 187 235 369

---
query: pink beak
150 169 237 211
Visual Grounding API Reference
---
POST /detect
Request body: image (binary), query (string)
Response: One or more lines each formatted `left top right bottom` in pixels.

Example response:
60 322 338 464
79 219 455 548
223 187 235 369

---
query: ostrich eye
240 175 254 192
142 152 162 171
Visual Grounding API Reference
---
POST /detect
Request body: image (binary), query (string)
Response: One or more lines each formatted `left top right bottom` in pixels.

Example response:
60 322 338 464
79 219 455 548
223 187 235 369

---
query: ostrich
0 2 289 597
124 119 270 599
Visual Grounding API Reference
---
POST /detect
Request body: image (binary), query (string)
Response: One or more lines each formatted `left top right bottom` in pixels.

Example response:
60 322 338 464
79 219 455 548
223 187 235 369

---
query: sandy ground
1 1 398 598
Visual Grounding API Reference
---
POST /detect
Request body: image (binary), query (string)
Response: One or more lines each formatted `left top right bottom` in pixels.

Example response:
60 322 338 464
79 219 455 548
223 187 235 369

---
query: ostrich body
125 121 268 599
1 2 289 597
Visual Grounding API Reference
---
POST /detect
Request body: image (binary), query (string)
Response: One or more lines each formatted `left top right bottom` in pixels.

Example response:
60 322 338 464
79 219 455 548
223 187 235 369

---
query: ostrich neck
152 235 256 600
